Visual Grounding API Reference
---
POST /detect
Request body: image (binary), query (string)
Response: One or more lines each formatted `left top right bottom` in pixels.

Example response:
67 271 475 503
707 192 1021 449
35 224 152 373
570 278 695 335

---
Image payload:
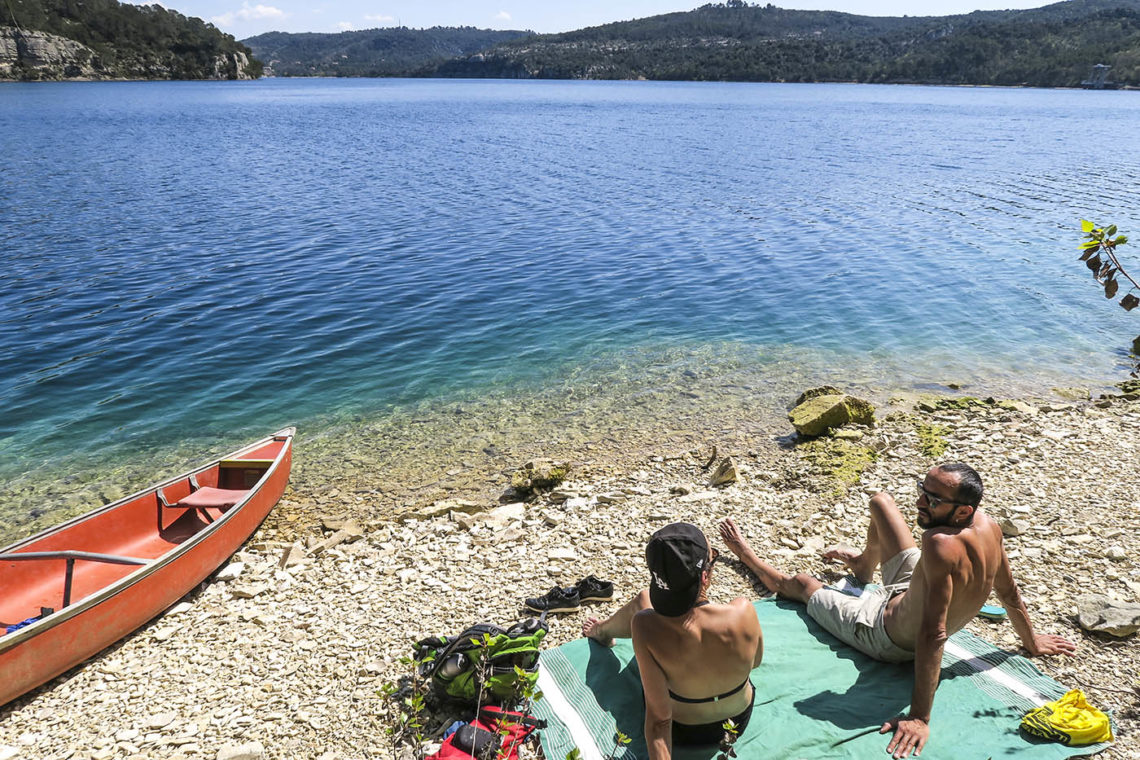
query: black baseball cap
646 523 709 617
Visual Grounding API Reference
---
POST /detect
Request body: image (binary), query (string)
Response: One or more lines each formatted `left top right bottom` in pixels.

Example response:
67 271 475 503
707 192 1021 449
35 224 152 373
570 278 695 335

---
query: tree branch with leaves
1079 220 1139 310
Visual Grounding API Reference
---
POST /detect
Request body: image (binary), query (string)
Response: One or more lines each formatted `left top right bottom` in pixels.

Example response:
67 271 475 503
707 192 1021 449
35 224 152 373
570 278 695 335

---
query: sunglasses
917 480 975 510
708 547 720 569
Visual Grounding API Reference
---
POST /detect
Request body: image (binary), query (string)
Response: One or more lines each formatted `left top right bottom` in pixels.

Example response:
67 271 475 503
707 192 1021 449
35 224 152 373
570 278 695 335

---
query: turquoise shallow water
2 79 1139 532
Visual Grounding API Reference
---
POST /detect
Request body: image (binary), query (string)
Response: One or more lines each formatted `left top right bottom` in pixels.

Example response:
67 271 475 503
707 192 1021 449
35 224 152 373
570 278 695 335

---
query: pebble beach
1 384 1139 760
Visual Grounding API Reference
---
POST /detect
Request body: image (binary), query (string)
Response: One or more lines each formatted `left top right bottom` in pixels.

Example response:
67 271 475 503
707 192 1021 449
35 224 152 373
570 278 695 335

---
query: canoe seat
174 487 248 509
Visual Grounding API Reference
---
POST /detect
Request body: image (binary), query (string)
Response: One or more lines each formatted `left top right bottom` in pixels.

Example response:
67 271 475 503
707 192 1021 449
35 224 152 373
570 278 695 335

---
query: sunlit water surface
2 79 1139 539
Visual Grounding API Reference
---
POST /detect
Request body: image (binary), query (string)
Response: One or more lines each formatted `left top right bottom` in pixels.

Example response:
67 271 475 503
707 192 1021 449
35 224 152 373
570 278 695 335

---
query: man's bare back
883 507 1004 650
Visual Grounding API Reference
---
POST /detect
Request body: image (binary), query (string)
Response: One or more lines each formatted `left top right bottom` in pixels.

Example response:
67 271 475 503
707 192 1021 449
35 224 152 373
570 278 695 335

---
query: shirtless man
582 523 764 760
720 463 1076 759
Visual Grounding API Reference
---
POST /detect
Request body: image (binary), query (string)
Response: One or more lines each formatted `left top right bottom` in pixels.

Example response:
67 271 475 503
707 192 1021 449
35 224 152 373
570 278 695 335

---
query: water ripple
2 80 1140 492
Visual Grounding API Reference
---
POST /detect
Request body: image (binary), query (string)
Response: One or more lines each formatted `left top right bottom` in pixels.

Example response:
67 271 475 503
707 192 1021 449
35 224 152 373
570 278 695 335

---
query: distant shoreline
4 75 1134 91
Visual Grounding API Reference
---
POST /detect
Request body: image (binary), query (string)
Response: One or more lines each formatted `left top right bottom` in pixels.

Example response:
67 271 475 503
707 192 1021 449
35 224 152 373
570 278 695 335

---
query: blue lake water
2 79 1139 533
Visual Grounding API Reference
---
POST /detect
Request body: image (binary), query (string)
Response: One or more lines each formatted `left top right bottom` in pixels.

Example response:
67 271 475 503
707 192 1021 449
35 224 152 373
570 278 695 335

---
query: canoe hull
0 430 293 708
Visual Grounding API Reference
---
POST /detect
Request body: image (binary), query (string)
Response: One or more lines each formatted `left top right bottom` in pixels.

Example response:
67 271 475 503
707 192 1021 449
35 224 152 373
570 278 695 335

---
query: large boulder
789 393 875 438
1077 595 1140 637
793 386 843 407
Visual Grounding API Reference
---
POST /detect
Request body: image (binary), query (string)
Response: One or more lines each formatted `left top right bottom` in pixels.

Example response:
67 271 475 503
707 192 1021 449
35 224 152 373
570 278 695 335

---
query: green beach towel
532 599 1113 759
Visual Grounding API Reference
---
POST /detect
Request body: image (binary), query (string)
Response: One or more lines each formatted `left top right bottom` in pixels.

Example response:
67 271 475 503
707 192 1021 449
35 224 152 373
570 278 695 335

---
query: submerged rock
1052 387 1091 401
789 393 875 437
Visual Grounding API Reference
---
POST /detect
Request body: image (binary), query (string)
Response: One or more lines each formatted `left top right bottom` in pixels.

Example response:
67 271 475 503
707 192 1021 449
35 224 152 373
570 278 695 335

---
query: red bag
429 706 545 760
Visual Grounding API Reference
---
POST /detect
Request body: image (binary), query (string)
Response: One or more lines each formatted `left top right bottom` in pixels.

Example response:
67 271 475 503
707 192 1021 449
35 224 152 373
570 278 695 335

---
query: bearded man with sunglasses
719 462 1075 759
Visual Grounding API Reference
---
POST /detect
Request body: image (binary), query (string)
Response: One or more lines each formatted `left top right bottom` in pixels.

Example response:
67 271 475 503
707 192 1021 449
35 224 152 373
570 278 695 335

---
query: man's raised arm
992 544 1077 657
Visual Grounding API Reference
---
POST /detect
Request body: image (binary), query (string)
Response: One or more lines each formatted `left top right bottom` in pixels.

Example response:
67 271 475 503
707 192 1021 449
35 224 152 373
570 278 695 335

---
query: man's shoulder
919 529 968 563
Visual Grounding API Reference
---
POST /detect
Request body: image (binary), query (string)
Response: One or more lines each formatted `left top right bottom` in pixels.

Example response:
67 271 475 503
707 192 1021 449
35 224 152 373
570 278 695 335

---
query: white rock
278 542 307 569
1106 545 1128 561
0 747 16 760
547 548 578 561
487 502 526 525
1000 518 1028 537
216 742 265 760
152 626 178 642
1077 595 1140 637
164 601 194 617
215 562 244 582
231 583 268 599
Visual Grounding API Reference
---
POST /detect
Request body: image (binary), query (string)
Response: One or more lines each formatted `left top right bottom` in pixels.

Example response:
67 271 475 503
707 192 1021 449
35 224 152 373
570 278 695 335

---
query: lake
2 78 1138 540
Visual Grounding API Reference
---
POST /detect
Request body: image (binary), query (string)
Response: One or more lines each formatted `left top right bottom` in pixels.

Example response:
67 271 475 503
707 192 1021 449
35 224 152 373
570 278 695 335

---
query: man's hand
718 518 751 559
880 715 929 758
1026 634 1077 656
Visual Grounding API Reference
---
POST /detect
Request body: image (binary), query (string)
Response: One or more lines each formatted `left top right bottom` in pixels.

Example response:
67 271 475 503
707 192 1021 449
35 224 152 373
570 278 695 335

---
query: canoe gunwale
0 427 295 656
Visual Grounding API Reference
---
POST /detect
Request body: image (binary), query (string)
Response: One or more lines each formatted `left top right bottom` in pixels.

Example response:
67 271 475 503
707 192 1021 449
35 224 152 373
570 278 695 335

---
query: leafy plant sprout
1079 220 1138 310
1079 220 1140 374
380 653 433 760
605 730 632 760
717 718 741 760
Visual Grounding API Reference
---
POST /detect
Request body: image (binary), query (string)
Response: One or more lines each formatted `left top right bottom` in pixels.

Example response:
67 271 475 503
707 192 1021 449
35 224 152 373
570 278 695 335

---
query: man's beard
917 509 955 529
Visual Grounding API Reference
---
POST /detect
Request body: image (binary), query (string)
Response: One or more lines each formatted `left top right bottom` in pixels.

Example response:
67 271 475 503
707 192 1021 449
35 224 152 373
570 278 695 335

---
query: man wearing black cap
719 463 1076 759
583 522 763 760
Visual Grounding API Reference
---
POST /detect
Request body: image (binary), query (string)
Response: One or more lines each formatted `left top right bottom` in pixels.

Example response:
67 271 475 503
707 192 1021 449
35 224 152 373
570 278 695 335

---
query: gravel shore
1 388 1138 760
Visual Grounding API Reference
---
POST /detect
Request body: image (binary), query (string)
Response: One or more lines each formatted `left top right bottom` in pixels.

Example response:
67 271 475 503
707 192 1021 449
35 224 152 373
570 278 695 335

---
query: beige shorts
805 548 920 664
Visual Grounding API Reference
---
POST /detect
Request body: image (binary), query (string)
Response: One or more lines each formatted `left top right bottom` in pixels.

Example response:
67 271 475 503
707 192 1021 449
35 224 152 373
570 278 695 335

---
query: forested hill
430 0 1140 87
0 0 260 80
242 27 532 77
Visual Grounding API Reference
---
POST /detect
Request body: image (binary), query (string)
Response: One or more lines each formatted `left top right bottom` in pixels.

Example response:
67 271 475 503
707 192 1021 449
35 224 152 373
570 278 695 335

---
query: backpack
415 618 547 703
429 706 547 760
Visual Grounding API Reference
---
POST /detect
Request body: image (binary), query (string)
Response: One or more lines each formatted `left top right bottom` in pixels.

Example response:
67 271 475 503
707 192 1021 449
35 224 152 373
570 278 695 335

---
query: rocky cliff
0 26 258 80
0 28 98 79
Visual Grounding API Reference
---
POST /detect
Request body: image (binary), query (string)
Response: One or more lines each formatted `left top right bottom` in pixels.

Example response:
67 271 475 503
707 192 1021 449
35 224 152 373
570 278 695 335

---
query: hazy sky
166 0 1052 41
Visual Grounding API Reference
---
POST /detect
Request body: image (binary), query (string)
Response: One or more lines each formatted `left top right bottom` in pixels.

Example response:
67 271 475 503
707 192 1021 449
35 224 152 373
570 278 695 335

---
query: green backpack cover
415 619 547 703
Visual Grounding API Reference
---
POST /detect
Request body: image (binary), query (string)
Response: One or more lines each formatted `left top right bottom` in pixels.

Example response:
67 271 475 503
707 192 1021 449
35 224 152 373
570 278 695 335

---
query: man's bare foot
822 545 874 584
582 617 615 647
719 518 753 559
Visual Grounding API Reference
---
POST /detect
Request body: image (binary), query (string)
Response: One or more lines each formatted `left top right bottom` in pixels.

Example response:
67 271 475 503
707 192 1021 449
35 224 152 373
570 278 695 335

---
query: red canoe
0 428 295 708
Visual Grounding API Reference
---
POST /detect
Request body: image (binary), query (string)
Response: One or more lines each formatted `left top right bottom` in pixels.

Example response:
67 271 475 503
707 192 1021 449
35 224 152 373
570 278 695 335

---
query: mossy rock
1118 379 1140 396
789 394 875 438
916 395 984 413
915 423 949 458
510 459 570 494
797 438 877 493
794 385 843 407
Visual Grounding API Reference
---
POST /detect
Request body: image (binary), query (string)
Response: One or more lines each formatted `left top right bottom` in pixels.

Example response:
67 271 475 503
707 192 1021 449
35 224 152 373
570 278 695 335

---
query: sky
158 0 1055 41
